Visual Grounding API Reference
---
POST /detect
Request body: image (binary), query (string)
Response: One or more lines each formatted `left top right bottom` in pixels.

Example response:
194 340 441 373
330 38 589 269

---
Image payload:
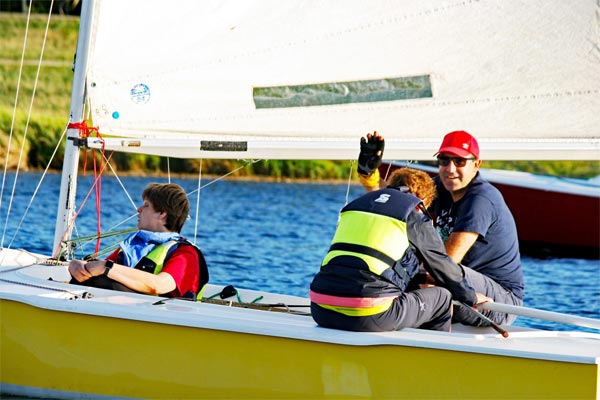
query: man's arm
444 191 494 263
406 209 478 306
444 231 479 264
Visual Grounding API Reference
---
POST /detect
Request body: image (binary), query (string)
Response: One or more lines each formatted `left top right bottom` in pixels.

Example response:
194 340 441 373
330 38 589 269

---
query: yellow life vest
315 211 411 317
137 240 208 300
322 210 409 275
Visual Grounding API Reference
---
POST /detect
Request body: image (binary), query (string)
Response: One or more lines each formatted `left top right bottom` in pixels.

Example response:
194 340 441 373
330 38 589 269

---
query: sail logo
374 194 391 203
130 83 151 104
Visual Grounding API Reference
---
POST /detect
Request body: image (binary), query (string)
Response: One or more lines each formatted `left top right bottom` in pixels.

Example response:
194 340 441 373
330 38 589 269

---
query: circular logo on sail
130 83 151 104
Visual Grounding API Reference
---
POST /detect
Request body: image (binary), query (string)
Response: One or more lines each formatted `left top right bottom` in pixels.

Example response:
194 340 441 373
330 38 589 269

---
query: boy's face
137 199 167 232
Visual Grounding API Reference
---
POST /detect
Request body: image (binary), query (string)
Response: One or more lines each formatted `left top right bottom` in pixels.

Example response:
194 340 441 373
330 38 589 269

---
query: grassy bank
1 12 598 179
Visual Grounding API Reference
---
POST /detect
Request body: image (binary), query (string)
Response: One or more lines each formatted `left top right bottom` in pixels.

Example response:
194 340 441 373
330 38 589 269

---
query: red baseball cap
434 130 480 158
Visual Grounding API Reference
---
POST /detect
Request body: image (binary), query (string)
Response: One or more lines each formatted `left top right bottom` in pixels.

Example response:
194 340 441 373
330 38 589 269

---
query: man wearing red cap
357 131 523 326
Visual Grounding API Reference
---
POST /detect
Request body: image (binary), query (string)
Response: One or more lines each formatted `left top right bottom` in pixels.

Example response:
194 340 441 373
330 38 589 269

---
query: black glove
357 134 385 176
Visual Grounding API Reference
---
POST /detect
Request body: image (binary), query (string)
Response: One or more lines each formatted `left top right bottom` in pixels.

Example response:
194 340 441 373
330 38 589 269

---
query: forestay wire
186 159 262 246
0 1 32 242
193 159 203 244
7 124 69 250
64 157 262 253
344 160 355 206
2 1 55 249
62 147 136 260
100 152 139 210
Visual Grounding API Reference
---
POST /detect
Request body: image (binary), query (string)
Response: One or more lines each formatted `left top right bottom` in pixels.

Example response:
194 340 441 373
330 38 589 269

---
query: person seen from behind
69 183 209 300
310 167 491 332
357 130 524 326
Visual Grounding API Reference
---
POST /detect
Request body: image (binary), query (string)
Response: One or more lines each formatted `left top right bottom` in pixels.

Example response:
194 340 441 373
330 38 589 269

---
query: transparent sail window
253 75 432 109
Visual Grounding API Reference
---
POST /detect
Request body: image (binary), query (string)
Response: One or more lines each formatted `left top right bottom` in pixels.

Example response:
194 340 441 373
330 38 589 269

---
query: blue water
1 171 599 333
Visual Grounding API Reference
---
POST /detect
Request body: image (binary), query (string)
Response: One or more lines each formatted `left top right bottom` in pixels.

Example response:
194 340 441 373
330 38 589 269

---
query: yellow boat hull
2 299 598 399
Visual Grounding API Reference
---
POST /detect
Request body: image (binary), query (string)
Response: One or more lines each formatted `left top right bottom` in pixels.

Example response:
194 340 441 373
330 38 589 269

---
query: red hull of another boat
381 163 600 259
492 181 599 256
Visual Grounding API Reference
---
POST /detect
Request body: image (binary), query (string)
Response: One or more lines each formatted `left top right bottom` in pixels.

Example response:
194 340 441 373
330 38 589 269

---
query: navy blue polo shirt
432 173 524 299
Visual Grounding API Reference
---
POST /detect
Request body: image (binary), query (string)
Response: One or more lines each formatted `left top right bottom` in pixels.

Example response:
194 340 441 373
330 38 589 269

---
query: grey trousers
311 286 453 332
453 266 523 326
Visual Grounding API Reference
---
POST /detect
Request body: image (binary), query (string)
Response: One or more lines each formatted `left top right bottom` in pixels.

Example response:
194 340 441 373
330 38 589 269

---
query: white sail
83 0 600 160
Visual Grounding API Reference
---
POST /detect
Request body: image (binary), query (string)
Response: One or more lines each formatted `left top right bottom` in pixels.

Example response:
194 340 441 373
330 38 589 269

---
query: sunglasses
436 156 476 167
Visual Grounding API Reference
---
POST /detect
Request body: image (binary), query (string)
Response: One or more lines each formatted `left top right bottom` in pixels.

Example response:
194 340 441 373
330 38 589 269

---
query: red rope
67 120 101 176
93 150 102 254
64 121 109 257
67 120 97 136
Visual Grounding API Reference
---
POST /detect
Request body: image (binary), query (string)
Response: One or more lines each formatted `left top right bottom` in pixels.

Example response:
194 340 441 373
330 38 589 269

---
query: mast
53 0 96 258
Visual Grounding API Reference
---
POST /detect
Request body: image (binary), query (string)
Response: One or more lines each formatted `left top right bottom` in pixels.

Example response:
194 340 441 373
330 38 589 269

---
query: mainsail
80 0 600 161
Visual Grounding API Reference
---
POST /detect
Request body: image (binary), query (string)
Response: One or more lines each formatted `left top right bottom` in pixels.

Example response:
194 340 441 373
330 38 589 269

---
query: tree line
0 0 81 15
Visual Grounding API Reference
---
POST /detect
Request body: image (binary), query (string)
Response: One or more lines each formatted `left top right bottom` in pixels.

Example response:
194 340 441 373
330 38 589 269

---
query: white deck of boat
1 248 599 365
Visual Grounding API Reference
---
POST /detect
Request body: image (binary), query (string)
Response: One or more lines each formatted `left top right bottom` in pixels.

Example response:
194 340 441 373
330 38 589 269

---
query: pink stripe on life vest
309 290 397 308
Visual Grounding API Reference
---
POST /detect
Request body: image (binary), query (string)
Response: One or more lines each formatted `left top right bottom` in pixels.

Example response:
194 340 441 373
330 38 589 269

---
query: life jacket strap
328 242 395 268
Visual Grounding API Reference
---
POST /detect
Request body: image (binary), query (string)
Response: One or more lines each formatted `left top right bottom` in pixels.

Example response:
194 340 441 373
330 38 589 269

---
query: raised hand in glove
357 131 385 176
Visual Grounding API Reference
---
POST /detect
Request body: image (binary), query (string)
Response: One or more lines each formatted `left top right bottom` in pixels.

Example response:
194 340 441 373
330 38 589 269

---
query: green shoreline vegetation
1 13 598 180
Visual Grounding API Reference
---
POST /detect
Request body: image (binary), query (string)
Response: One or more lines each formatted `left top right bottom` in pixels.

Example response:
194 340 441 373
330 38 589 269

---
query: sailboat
1 0 600 398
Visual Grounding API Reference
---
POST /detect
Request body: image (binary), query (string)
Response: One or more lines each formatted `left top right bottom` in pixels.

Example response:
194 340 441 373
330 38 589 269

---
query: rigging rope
93 142 102 254
7 124 69 249
68 227 136 261
166 158 171 183
0 258 92 299
54 121 113 259
1 1 55 249
0 0 32 246
101 154 138 210
58 143 142 261
382 160 393 182
193 159 203 244
185 159 262 197
344 160 355 207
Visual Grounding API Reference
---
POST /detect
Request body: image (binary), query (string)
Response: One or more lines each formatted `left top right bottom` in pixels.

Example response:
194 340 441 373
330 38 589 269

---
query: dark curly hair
386 168 437 208
142 183 190 233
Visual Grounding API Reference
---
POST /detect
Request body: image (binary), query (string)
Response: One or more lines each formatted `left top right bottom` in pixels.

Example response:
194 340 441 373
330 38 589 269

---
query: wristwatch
103 260 114 276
